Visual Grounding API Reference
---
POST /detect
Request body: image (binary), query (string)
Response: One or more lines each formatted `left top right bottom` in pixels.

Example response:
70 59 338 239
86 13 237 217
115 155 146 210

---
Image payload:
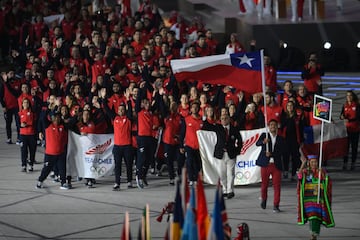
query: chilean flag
171 51 263 94
302 121 348 161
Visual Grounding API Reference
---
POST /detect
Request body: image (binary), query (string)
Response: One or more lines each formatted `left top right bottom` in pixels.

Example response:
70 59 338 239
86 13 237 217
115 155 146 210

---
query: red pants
298 0 305 18
261 163 281 207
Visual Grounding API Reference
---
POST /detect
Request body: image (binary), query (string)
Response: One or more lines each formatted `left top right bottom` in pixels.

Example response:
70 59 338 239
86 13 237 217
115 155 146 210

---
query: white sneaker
112 183 120 191
60 184 70 190
136 175 144 189
36 181 43 189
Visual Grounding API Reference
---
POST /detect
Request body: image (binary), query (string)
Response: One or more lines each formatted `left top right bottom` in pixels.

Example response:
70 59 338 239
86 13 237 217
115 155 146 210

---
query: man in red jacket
0 70 21 144
180 101 203 185
36 111 69 190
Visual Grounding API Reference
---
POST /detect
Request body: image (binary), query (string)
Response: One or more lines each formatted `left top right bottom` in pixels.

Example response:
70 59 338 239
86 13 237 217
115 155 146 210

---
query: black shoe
36 181 43 189
342 164 347 171
21 166 27 172
169 179 175 185
273 206 281 213
223 193 228 198
261 200 267 209
112 184 120 191
143 177 148 186
227 192 235 199
350 163 356 171
28 166 34 172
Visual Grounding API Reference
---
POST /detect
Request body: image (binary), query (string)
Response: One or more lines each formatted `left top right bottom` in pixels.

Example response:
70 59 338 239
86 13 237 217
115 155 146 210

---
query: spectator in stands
264 55 277 93
205 29 218 55
301 53 324 96
225 33 245 55
291 0 305 22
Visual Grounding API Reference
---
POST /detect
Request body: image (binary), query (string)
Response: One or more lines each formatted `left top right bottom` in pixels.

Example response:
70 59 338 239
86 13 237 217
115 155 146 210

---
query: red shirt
3 81 20 109
262 104 283 125
108 94 126 112
45 123 67 155
113 115 132 146
184 115 203 149
61 19 75 41
178 105 190 118
91 59 108 84
265 65 277 93
137 109 153 137
19 109 35 135
245 112 257 130
163 113 182 145
77 121 96 134
343 102 360 132
18 93 33 110
303 64 323 93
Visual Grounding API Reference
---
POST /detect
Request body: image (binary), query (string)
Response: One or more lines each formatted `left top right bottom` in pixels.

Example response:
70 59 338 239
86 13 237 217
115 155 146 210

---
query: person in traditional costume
297 155 335 240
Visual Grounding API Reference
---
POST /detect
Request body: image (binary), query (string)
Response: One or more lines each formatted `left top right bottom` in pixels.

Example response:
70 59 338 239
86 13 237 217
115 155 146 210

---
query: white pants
243 0 255 13
217 152 235 194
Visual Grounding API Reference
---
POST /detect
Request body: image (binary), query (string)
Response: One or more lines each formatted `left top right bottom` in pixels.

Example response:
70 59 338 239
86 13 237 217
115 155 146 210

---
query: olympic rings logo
90 166 106 175
235 171 251 183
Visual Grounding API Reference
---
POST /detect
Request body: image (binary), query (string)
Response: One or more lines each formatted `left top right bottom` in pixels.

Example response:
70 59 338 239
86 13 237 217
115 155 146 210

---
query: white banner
198 128 266 185
67 132 115 179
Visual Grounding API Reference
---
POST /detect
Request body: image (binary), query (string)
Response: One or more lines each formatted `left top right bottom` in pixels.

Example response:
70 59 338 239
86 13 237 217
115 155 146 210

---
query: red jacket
113 115 132 146
137 109 153 137
342 102 360 132
19 109 35 135
45 123 67 155
183 115 203 149
163 113 182 145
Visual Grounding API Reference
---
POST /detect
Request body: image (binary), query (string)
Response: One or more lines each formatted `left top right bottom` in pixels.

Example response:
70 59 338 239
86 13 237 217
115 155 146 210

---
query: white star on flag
237 54 255 68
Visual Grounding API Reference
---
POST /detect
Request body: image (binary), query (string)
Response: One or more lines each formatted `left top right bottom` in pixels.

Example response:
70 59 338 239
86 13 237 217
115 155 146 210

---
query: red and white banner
198 128 265 186
66 132 115 178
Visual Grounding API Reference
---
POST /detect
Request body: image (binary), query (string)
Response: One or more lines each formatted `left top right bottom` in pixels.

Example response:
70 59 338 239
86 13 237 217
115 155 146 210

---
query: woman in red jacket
76 110 97 188
19 98 37 172
340 90 360 170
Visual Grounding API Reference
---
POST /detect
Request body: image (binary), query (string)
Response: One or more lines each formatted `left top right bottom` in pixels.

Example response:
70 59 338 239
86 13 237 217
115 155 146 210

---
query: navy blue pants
113 144 134 184
185 146 201 182
136 136 153 179
20 134 36 167
163 143 180 180
4 108 20 140
38 153 66 185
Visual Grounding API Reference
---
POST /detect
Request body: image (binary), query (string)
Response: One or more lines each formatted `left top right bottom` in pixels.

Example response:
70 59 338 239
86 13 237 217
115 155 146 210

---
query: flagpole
317 121 324 204
260 49 269 151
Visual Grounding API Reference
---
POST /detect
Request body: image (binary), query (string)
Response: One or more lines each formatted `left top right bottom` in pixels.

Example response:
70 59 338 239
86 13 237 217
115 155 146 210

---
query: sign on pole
313 94 332 123
312 94 332 203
